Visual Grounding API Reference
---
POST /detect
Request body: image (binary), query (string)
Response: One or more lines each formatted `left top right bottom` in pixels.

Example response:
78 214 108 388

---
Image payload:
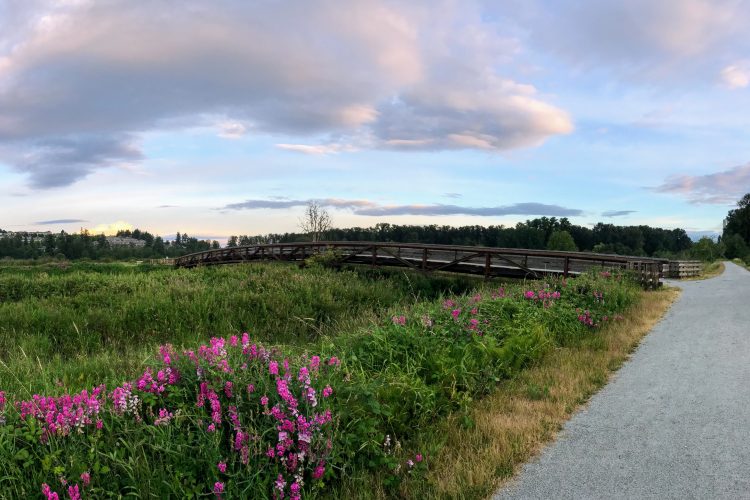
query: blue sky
1 0 749 241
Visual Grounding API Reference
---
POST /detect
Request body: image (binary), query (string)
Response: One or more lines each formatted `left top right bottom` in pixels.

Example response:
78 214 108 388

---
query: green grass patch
0 261 643 498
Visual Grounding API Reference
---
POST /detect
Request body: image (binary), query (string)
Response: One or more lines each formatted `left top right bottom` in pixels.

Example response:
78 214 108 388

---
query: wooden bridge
173 242 667 287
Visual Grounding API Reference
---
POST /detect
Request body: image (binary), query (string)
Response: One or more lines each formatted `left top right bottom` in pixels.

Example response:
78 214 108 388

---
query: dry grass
410 286 681 500
680 261 724 281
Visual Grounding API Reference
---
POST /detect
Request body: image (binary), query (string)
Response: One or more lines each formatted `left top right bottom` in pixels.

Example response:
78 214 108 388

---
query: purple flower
214 481 225 498
67 485 80 500
42 484 59 500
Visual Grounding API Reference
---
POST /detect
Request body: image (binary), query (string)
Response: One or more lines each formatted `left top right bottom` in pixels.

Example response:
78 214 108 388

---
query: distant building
0 231 51 242
106 236 147 247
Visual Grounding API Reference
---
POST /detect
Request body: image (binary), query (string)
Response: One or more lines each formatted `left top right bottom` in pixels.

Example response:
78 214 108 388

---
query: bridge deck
174 242 667 287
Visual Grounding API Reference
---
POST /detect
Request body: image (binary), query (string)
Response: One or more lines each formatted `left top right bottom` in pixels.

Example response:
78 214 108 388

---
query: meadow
0 260 662 498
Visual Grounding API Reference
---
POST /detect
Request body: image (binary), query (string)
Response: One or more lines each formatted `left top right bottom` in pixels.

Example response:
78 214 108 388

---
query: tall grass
0 261 652 499
0 262 479 396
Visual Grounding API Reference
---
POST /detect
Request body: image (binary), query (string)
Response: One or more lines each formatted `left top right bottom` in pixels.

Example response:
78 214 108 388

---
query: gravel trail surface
495 262 750 500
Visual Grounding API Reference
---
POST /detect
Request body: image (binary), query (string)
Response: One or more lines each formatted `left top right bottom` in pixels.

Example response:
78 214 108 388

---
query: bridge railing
174 241 667 287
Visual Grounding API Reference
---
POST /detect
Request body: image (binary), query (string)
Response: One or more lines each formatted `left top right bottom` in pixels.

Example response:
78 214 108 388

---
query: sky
2 0 750 242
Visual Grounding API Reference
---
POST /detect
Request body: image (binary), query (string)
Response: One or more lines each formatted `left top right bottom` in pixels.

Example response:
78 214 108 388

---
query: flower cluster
16 386 107 441
577 309 596 327
4 334 339 499
523 288 562 308
182 334 338 499
391 315 406 326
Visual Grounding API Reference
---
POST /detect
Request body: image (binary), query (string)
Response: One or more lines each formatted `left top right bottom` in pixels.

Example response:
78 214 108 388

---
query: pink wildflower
217 461 227 473
313 464 326 479
415 453 423 462
269 361 279 375
42 484 59 500
246 384 255 394
213 481 225 497
80 472 90 486
274 474 287 495
260 396 269 406
290 482 301 500
310 355 321 369
67 485 80 500
451 309 461 320
322 385 333 398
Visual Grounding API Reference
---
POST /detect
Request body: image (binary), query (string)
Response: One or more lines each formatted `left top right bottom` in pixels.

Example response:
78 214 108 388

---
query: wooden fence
173 242 667 288
664 260 702 279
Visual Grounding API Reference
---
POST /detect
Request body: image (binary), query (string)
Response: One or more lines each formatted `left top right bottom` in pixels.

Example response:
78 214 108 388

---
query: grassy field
0 260 479 397
0 260 672 498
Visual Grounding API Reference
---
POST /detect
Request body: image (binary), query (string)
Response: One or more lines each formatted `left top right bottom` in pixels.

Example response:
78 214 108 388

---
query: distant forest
5 201 750 262
229 217 695 258
0 229 219 260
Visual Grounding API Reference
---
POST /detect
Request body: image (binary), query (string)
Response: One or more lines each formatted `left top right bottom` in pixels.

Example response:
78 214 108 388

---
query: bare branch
298 201 332 242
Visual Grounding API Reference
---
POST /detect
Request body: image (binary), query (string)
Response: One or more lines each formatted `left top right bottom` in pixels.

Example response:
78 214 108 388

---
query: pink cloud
654 163 750 204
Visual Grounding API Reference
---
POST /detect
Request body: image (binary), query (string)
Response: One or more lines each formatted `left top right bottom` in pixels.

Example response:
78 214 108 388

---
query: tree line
229 217 694 258
0 228 219 260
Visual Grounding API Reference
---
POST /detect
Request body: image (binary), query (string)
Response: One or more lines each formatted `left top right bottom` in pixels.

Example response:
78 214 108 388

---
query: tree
152 236 165 256
298 201 332 242
724 193 750 246
723 233 749 260
547 230 578 251
690 237 723 262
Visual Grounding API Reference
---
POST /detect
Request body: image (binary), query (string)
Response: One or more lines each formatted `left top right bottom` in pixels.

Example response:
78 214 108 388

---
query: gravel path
494 262 750 500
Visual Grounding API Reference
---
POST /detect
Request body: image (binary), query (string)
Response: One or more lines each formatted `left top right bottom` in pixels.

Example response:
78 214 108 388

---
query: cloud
89 220 134 235
275 143 355 155
217 121 247 139
654 163 750 204
34 218 88 225
223 198 582 217
720 63 750 89
223 198 376 211
601 210 636 217
0 134 143 188
443 192 462 199
354 202 582 217
0 0 571 188
510 0 750 81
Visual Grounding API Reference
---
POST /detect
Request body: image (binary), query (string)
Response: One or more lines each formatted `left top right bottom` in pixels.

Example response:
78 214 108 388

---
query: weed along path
495 262 750 500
